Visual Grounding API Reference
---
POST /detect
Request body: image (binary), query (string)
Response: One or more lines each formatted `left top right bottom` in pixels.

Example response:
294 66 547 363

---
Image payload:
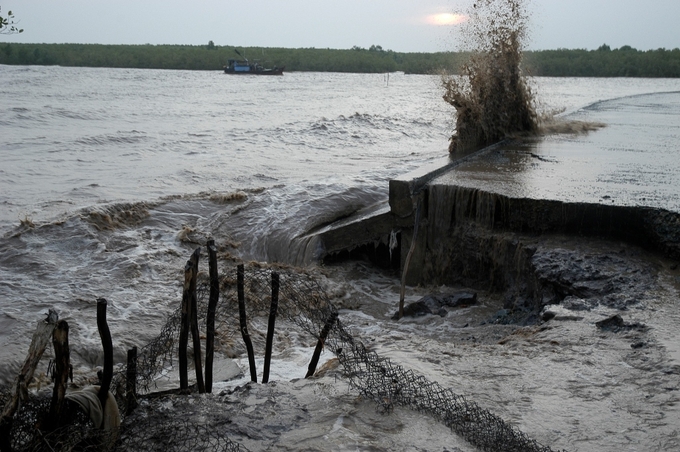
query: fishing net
0 394 118 452
127 259 564 451
1 253 564 452
117 417 245 452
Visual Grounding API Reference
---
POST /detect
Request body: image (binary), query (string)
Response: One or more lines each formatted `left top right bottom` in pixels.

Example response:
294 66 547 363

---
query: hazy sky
2 0 678 52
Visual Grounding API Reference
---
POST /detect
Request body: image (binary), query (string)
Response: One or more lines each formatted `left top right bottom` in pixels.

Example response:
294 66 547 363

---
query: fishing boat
223 49 284 75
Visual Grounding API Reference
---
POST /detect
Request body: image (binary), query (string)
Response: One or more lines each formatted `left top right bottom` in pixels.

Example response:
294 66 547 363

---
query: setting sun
427 13 468 26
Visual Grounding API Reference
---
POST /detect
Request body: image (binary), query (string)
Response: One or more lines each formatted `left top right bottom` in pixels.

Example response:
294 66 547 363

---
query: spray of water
443 0 538 153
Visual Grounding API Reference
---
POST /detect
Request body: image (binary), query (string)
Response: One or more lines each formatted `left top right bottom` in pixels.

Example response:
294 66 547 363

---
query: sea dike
316 91 680 318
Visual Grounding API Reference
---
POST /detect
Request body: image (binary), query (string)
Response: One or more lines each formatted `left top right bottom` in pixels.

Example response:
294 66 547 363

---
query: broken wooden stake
237 264 257 382
188 248 205 394
1 310 59 451
97 298 114 420
47 320 70 430
179 254 191 390
205 239 219 393
179 249 202 391
305 311 338 378
262 272 280 384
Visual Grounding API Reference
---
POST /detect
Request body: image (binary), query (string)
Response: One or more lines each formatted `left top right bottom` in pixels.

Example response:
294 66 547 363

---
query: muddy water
2 67 680 450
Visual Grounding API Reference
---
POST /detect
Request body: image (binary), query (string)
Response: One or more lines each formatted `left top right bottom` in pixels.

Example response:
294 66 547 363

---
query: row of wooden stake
0 238 339 450
179 240 339 392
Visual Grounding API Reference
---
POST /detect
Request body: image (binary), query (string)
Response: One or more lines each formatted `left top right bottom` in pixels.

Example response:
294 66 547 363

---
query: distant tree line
525 45 680 77
0 43 462 74
0 42 679 77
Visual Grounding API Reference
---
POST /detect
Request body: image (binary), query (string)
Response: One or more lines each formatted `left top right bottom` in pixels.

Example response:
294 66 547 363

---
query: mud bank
410 182 680 319
316 152 680 324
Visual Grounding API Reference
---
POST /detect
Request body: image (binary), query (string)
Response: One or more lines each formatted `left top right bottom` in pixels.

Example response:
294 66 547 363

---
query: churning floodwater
0 66 451 230
2 65 680 451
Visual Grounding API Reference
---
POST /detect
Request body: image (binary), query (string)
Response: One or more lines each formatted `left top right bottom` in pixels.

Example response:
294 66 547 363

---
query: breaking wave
83 202 154 230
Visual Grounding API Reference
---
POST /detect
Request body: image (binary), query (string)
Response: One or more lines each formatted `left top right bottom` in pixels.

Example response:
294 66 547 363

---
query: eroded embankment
413 184 680 321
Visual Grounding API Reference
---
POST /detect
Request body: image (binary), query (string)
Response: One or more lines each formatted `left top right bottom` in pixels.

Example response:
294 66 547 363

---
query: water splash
443 0 537 152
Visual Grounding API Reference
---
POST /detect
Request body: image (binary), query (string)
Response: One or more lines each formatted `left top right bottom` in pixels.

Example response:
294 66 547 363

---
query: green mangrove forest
1 42 679 77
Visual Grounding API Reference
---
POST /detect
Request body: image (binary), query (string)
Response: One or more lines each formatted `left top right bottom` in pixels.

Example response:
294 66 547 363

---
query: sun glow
427 13 468 26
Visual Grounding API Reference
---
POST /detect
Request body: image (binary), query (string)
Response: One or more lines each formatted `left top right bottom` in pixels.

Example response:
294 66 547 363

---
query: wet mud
323 232 680 451
90 208 680 452
421 185 678 315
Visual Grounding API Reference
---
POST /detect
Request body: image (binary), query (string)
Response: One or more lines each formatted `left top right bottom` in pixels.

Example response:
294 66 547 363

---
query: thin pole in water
238 264 257 382
187 249 205 393
262 272 279 384
205 239 219 393
97 298 113 416
305 311 338 378
398 195 423 319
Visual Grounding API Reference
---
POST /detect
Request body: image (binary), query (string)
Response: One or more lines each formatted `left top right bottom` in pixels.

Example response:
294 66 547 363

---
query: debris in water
392 291 477 319
443 0 537 153
595 314 647 332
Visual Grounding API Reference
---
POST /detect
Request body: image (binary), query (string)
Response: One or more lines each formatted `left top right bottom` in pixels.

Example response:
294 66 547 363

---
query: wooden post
179 254 192 390
180 248 203 392
305 311 339 378
205 239 219 393
47 320 70 429
126 347 138 415
262 272 279 384
1 310 58 451
97 298 114 419
188 248 205 394
238 264 257 382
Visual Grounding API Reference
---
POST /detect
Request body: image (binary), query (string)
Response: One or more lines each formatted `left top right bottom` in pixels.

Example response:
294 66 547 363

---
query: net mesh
1 258 564 452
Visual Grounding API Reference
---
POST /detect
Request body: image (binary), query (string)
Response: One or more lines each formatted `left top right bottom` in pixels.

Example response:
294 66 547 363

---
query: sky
1 0 679 52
